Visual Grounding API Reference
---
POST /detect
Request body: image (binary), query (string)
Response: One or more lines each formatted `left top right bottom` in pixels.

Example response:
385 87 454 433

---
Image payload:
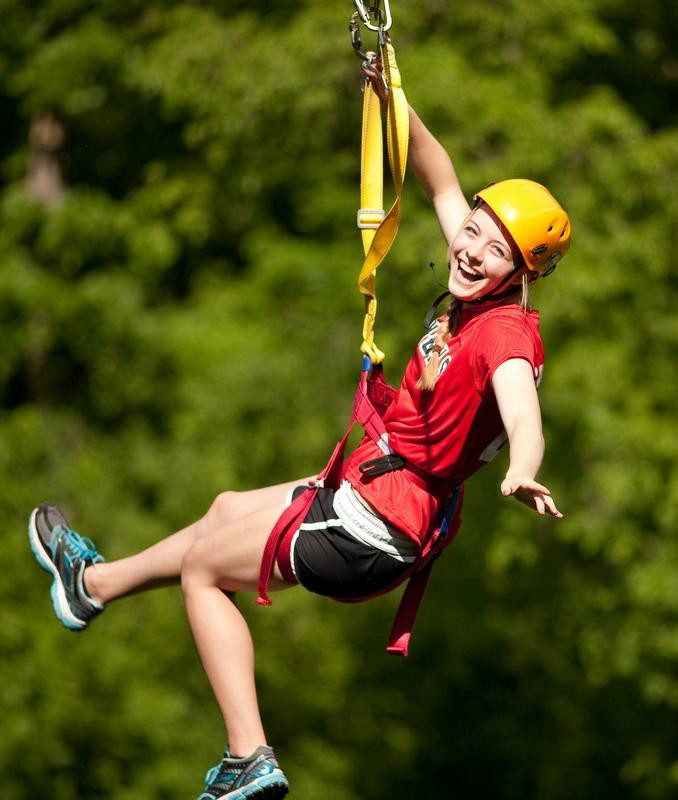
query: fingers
534 494 546 515
361 52 379 80
360 52 388 103
542 494 563 518
501 477 551 497
531 493 563 518
500 477 563 518
362 68 387 96
500 479 513 496
362 51 383 71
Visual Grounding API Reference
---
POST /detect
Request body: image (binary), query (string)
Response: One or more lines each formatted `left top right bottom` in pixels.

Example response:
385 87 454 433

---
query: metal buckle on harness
357 208 385 230
359 453 406 477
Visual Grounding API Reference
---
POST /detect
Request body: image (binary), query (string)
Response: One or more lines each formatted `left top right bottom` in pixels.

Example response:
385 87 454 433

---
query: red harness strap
332 484 463 656
257 361 393 606
256 361 462 656
386 562 435 655
256 434 350 607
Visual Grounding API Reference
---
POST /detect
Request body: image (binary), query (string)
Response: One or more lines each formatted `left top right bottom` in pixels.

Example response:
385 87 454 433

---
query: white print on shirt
534 363 543 388
419 322 453 379
479 363 544 463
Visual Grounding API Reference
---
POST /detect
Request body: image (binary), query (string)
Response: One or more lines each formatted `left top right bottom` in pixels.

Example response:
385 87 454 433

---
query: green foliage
0 1 676 798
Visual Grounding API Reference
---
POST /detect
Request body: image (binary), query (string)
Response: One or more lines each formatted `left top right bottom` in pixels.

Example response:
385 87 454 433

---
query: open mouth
456 262 484 283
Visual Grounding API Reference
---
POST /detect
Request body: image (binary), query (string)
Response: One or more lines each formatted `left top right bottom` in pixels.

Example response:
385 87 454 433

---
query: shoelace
53 525 104 566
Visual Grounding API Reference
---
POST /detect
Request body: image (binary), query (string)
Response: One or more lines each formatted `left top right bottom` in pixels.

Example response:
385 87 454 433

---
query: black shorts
289 486 411 600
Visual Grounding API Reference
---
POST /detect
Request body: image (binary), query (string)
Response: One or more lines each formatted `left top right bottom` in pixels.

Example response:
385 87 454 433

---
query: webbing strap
335 483 464 657
257 364 386 605
386 563 433 656
353 363 393 455
256 432 353 606
256 486 317 606
357 38 409 364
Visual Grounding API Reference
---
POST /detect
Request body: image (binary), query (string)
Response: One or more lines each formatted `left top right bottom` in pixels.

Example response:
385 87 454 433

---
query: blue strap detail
438 484 461 540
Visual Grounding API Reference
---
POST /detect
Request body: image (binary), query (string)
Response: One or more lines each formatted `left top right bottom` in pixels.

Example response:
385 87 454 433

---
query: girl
27 76 570 800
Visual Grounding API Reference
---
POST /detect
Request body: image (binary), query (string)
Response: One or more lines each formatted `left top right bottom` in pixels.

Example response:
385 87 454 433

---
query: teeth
458 264 482 282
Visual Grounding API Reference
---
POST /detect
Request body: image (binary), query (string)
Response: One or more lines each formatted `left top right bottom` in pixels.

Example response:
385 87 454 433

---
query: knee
181 538 212 594
206 490 239 525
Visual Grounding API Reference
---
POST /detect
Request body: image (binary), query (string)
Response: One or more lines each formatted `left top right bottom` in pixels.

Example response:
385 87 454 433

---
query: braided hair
416 274 530 391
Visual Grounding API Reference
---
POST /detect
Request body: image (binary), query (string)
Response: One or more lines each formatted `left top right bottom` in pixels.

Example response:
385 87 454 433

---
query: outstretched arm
362 60 470 244
491 358 563 518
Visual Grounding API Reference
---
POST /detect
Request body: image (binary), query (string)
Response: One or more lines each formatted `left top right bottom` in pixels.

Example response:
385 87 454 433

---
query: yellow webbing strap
356 38 409 364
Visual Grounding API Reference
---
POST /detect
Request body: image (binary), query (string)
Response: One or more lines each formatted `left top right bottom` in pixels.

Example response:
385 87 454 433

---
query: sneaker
28 503 105 631
198 746 289 800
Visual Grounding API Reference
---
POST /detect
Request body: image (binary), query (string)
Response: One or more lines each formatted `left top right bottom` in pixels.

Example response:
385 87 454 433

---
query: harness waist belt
359 453 455 499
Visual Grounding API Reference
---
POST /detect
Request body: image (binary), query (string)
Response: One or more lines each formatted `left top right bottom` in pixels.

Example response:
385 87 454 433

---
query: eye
492 245 507 258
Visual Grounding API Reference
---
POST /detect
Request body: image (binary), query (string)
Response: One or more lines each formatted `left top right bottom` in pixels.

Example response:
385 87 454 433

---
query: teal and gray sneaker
28 503 105 631
198 746 289 800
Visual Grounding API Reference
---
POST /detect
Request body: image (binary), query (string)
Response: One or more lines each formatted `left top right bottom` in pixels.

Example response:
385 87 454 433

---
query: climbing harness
257 355 463 657
257 3 461 657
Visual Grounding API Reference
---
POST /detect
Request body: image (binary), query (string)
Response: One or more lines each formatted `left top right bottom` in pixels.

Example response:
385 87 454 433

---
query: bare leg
180 502 293 756
85 477 311 605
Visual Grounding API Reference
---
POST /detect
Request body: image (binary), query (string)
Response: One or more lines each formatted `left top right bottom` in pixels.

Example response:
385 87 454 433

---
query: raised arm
491 358 563 518
361 58 470 244
407 105 470 245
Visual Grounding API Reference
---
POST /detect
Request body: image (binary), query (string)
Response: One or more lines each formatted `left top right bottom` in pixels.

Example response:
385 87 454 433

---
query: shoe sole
28 508 87 632
212 774 289 800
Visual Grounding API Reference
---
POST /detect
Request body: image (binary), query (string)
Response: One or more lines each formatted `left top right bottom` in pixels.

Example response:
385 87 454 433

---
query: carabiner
353 0 392 33
349 12 369 61
349 17 382 67
349 1 392 62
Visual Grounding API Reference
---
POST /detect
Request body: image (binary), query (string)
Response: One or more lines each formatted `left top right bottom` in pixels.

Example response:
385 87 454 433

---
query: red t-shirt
344 304 544 544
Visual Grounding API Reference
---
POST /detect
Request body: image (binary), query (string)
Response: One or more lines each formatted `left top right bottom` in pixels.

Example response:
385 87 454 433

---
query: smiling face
448 205 523 303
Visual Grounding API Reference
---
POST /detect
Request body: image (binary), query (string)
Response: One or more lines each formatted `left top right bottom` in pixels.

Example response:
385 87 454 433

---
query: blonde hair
416 273 530 392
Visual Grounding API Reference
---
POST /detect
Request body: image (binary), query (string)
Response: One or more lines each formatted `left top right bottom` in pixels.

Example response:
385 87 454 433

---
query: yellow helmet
473 179 571 276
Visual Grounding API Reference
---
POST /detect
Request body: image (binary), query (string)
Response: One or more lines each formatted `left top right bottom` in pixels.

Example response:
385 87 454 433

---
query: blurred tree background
0 0 676 798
